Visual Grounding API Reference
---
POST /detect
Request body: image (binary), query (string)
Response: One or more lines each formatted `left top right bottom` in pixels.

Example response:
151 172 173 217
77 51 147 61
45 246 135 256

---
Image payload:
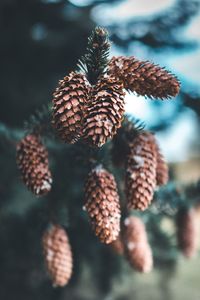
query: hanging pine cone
142 133 169 186
125 131 157 210
83 76 125 147
110 234 124 255
52 72 89 144
176 208 199 258
155 146 169 186
16 134 52 196
42 224 73 287
84 165 121 244
108 56 180 99
123 216 153 273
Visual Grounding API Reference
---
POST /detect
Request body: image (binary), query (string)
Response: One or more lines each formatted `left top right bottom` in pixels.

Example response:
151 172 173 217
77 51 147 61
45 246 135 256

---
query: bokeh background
0 0 200 299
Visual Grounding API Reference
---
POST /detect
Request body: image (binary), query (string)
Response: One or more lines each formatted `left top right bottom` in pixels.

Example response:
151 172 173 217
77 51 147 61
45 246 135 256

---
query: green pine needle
78 27 110 85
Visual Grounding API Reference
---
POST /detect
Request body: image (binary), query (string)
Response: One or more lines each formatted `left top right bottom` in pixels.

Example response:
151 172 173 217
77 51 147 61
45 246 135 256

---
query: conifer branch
0 122 23 148
78 27 110 85
24 104 52 136
153 181 200 216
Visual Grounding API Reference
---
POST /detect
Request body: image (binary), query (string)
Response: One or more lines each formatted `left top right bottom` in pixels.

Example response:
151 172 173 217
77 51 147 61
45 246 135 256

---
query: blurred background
0 0 200 299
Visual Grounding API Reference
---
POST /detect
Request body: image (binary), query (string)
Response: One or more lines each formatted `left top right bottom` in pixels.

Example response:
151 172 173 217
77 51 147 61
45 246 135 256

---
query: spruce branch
0 122 23 148
78 27 110 85
24 104 52 136
153 181 200 216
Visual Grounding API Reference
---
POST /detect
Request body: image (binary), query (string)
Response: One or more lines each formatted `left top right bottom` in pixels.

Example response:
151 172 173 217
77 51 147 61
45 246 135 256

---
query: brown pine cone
52 72 89 144
176 208 199 258
123 216 153 273
125 132 157 210
84 165 121 244
155 146 169 186
108 56 180 99
143 133 169 186
42 224 73 287
83 76 125 147
110 234 124 255
16 134 52 196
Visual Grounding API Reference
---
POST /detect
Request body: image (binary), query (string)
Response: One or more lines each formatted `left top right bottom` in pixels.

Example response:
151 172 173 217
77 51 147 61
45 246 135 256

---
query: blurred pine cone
84 165 121 244
83 76 125 147
16 134 52 196
52 72 89 144
110 234 124 255
42 224 73 287
176 208 199 258
125 132 157 210
123 216 153 273
108 56 180 99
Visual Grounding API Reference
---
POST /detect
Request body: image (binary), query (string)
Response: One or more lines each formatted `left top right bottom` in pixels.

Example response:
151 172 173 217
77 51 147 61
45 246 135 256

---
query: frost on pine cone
84 165 121 244
123 216 153 273
125 132 157 210
83 76 125 147
176 208 199 258
52 72 89 144
42 224 73 287
108 56 180 99
16 134 52 196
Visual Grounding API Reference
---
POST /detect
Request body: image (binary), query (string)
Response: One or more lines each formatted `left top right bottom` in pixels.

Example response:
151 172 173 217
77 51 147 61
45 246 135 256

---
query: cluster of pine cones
84 127 169 246
16 27 197 287
52 55 180 147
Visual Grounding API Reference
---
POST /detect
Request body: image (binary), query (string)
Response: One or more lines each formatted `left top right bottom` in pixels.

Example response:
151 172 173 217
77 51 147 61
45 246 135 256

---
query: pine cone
125 132 157 210
155 147 169 186
16 134 52 196
176 208 199 258
142 133 169 186
84 165 121 244
42 224 73 287
83 76 125 147
108 56 180 99
110 234 124 255
123 216 153 273
52 72 89 144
